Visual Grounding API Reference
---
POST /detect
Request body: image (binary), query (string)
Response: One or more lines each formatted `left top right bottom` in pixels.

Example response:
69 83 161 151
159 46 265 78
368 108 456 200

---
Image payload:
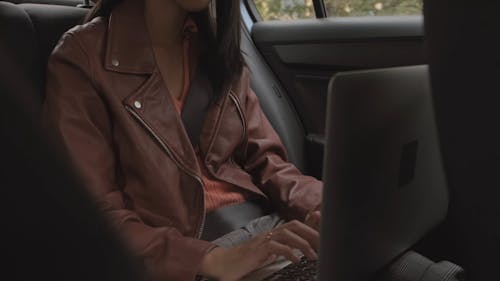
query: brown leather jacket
44 0 322 280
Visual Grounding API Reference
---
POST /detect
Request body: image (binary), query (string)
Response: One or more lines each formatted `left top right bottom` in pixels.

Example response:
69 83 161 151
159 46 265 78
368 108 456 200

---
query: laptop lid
318 65 448 281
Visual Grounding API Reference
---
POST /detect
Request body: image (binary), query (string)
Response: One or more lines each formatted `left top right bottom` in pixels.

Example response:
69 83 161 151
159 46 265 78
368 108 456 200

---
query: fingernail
309 250 319 260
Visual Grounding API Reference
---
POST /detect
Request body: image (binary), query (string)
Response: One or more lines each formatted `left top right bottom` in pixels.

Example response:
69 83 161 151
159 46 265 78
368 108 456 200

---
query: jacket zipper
228 91 247 144
125 105 206 238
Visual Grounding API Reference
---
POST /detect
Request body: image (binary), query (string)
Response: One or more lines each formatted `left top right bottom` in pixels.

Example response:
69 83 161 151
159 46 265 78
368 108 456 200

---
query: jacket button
134 101 142 109
111 59 120 67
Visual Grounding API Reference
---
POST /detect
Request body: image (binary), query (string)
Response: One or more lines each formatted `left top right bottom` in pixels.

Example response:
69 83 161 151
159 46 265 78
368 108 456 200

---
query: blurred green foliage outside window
253 0 423 20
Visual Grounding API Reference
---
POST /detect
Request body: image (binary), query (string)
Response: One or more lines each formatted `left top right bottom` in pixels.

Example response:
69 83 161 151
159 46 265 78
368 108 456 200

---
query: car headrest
1 0 82 7
0 2 87 101
0 1 42 101
20 4 88 76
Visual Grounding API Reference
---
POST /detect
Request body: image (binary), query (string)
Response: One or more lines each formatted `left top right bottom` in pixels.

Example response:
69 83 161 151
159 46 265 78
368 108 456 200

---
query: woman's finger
271 228 318 260
305 211 321 231
278 220 320 251
263 239 301 264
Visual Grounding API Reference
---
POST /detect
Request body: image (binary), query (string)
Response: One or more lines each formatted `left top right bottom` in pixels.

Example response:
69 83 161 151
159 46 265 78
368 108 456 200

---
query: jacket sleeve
239 77 323 221
44 33 215 281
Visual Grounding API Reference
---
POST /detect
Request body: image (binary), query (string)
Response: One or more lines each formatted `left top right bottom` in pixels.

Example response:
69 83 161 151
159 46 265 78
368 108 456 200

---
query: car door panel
251 15 425 178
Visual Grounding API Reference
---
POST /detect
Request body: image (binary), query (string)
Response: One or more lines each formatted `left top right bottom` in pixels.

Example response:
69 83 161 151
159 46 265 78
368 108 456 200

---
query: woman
44 0 323 280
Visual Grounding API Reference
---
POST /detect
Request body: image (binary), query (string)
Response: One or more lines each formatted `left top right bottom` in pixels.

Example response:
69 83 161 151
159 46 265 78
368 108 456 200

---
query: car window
252 0 422 21
253 0 316 20
324 0 423 17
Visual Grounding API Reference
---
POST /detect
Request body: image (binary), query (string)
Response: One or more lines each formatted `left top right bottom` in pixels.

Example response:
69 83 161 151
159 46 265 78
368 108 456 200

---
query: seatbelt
180 68 212 147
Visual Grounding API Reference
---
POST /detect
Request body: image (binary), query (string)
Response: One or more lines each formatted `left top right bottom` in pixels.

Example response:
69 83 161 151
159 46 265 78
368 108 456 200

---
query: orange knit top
172 17 247 212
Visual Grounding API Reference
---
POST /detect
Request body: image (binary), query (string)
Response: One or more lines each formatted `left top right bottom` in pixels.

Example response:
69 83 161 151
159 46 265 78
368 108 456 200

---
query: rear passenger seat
0 0 308 173
0 1 87 103
4 0 82 6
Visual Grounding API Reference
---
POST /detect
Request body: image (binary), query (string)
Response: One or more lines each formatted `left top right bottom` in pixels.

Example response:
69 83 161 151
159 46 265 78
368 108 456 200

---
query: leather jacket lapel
106 0 203 175
123 71 201 176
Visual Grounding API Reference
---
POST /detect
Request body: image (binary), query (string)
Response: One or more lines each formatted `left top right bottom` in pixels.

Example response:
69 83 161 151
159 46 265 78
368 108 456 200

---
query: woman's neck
144 0 187 49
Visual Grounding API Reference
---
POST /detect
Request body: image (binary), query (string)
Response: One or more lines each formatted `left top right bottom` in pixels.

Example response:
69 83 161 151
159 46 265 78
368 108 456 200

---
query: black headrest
1 0 82 7
0 1 42 100
20 4 88 73
0 2 87 101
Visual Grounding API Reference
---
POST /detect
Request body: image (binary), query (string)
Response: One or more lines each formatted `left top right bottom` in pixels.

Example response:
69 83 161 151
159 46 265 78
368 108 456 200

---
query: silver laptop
243 65 448 281
319 65 449 281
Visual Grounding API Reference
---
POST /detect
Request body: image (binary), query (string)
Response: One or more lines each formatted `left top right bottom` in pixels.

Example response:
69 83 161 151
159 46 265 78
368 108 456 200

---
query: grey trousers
210 213 284 248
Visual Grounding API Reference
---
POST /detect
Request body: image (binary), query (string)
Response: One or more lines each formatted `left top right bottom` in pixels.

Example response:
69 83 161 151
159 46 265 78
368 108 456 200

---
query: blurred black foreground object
0 50 150 281
424 0 500 280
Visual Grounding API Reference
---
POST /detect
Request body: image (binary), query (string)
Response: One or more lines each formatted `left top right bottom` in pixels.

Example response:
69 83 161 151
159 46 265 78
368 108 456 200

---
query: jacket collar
104 0 197 74
105 0 154 74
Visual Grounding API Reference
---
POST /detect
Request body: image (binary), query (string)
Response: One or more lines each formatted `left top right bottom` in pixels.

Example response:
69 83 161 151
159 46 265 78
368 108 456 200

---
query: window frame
312 0 327 18
244 0 263 22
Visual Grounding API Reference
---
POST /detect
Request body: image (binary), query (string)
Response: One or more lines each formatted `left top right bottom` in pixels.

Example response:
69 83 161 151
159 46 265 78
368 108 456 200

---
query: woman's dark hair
86 0 244 100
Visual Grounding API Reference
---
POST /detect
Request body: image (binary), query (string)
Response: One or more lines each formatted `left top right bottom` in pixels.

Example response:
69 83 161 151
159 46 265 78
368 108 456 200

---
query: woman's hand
199 220 319 281
304 211 321 231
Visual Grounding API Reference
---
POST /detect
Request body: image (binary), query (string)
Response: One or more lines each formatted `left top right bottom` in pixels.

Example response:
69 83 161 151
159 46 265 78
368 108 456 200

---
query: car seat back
0 2 87 102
